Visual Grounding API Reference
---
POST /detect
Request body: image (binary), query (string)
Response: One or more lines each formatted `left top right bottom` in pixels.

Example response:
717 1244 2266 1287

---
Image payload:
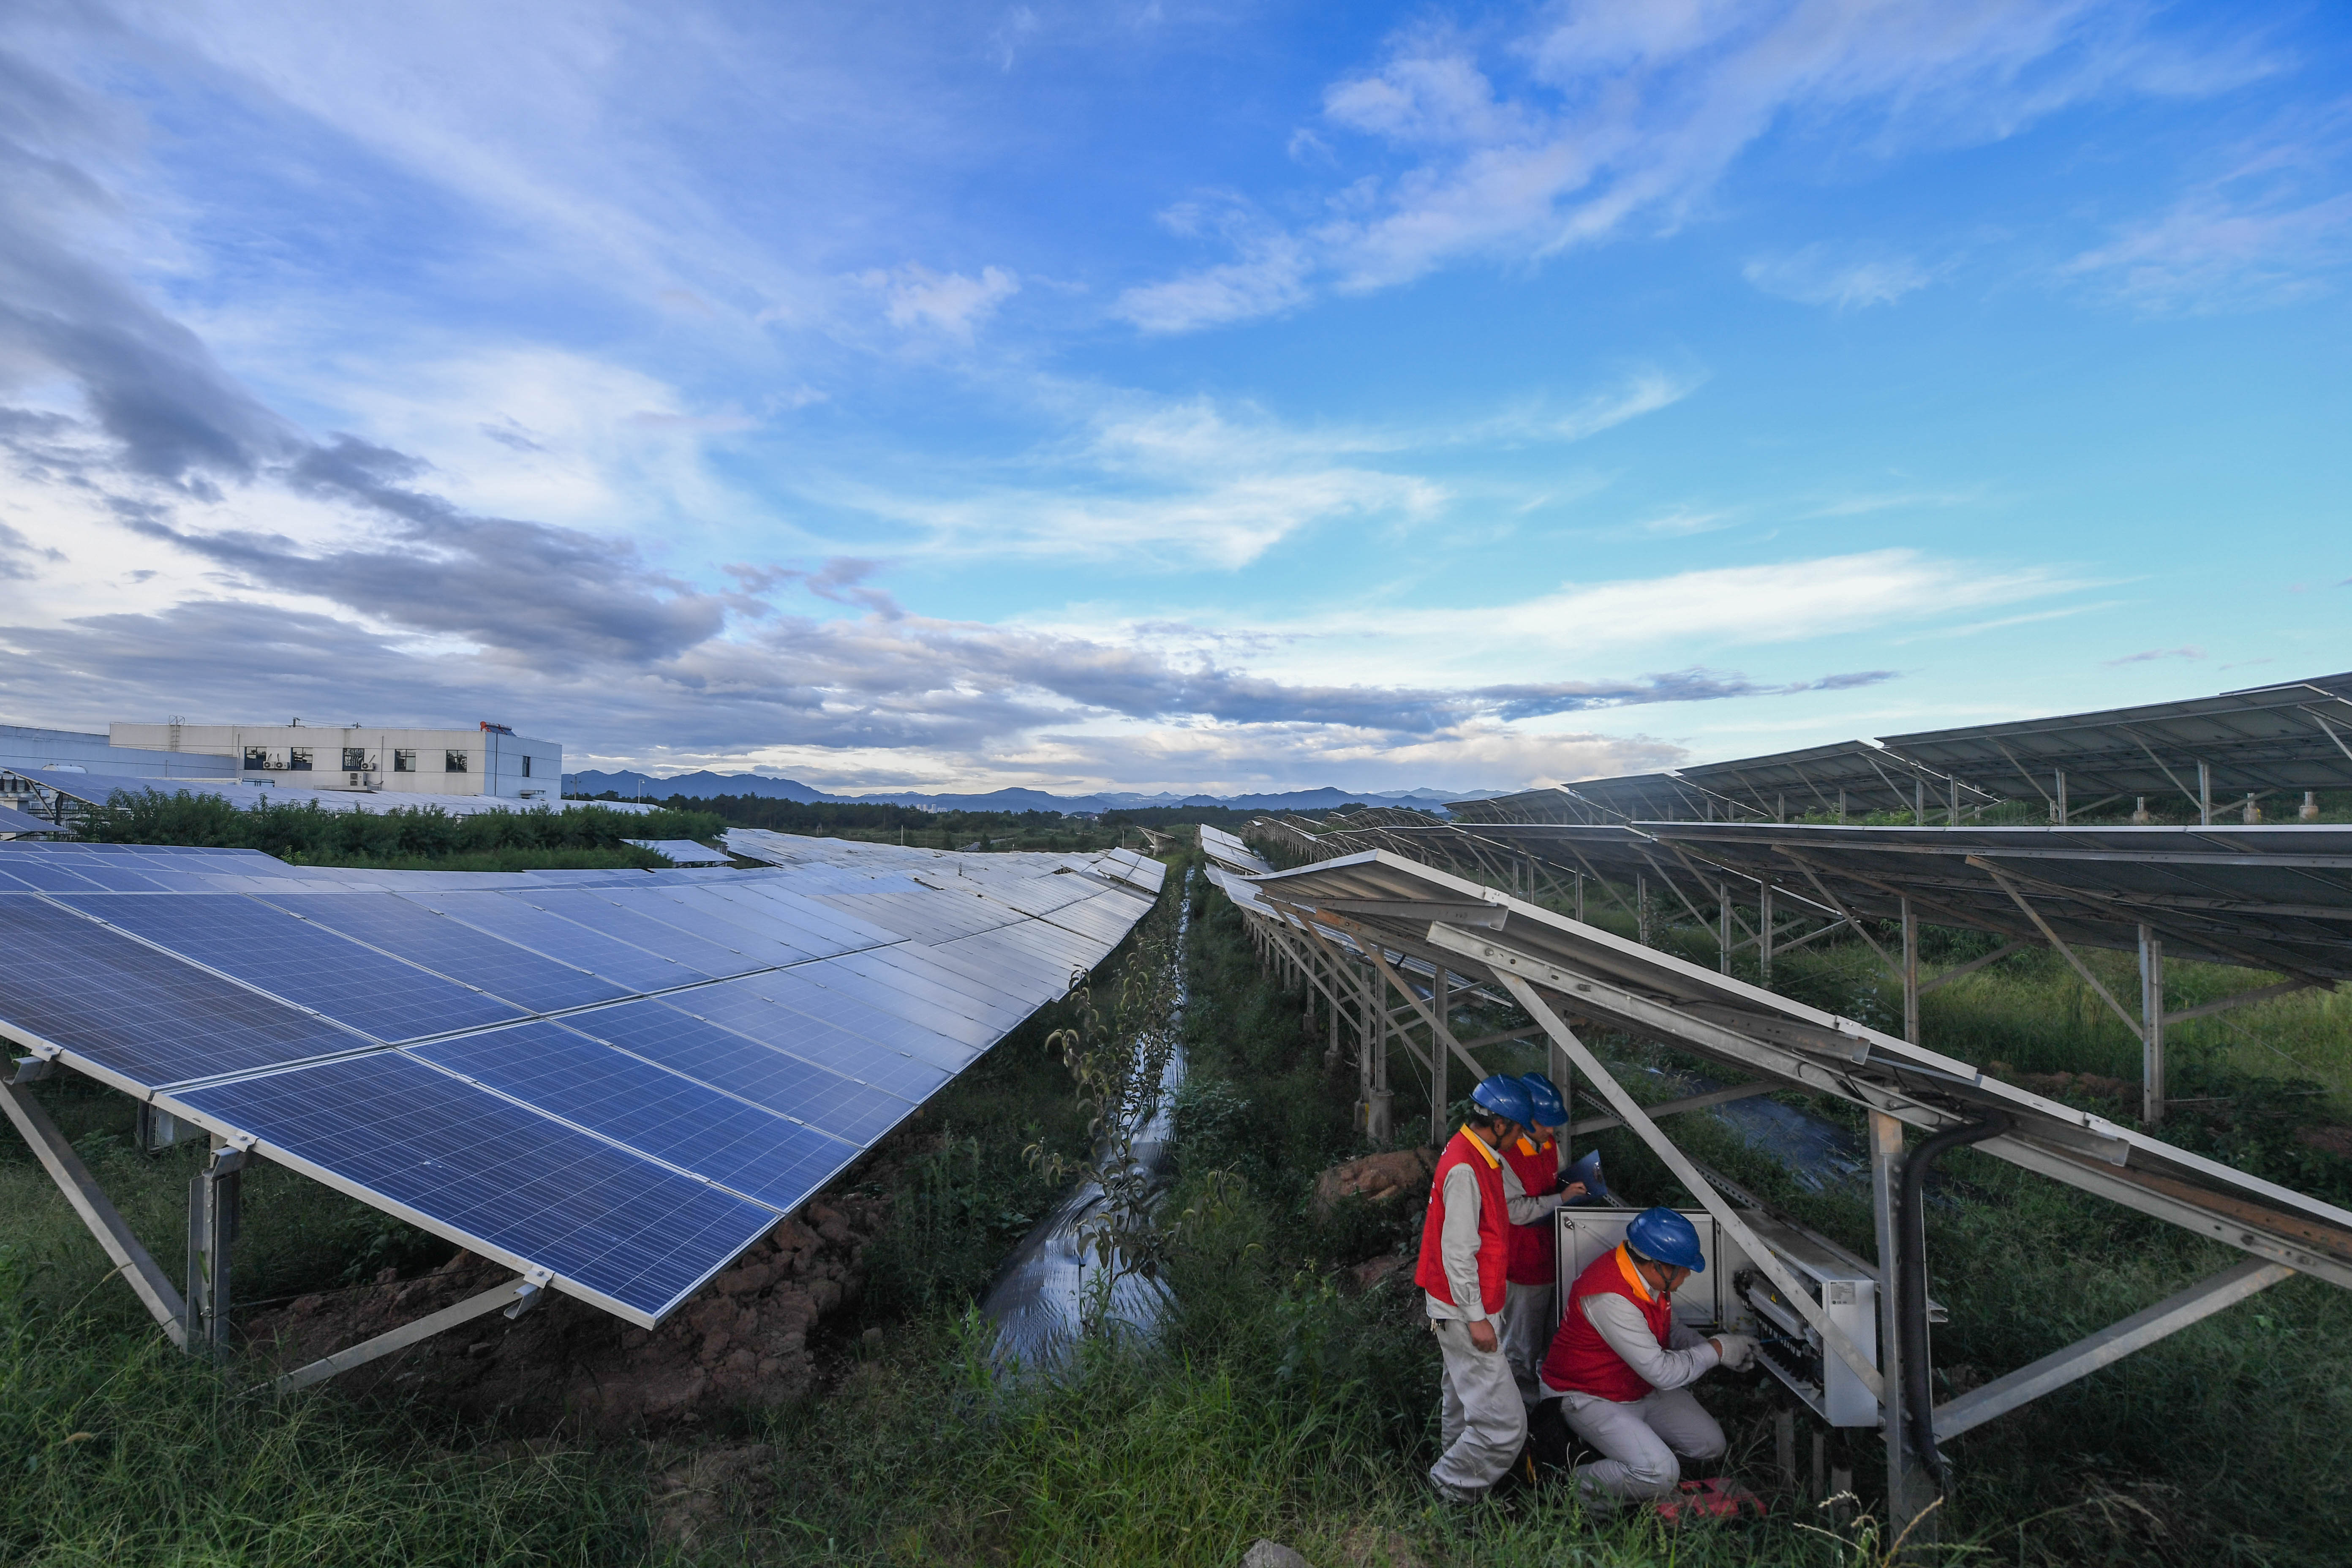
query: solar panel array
0 837 1165 1326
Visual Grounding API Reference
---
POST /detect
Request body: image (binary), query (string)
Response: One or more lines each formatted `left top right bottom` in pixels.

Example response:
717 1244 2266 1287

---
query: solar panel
65 893 526 1043
560 998 914 1144
0 896 362 1086
170 1051 776 1323
403 1021 858 1213
517 888 774 977
0 838 1164 1331
678 980 961 1092
259 894 632 1015
406 891 719 991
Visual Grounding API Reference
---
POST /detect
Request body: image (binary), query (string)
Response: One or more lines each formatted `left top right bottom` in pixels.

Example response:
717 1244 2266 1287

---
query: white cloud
1115 237 1311 333
861 263 1021 339
1128 0 2270 329
2067 179 2352 312
1744 245 1934 309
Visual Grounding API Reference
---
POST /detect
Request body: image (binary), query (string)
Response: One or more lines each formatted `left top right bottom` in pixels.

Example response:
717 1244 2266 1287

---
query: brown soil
2296 1124 2352 1160
245 1190 890 1436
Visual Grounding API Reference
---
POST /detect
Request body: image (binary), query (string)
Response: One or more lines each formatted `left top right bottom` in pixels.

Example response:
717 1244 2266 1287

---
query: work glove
1712 1333 1759 1372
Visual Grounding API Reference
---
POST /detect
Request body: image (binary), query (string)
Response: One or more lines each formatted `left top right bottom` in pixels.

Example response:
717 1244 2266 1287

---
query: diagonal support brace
274 1274 541 1394
2 1078 187 1346
1932 1258 2292 1441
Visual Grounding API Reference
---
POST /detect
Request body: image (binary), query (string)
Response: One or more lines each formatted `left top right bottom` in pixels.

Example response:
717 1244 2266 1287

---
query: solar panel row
0 837 1164 1324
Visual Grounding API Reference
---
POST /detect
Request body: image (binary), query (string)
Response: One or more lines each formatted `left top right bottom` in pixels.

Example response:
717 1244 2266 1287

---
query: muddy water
981 866 1191 1367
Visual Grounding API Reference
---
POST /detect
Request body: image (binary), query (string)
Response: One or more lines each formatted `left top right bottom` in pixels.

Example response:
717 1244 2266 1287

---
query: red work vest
1414 1127 1511 1317
1540 1243 1677 1402
1500 1133 1561 1285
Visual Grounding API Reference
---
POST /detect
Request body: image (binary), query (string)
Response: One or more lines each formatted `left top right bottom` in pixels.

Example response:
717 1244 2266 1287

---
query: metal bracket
1932 1258 2293 1442
8 1055 55 1084
506 1267 555 1320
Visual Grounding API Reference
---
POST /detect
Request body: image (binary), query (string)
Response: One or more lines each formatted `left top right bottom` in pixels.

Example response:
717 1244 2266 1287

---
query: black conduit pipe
1897 1109 2008 1485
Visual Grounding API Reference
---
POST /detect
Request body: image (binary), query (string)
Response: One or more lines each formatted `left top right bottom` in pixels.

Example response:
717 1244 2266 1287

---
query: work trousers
1429 1316 1527 1502
1554 1386 1725 1503
1498 1280 1554 1405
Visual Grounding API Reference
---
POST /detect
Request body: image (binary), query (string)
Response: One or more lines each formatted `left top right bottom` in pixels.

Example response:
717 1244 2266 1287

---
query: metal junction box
1555 1206 1941 1427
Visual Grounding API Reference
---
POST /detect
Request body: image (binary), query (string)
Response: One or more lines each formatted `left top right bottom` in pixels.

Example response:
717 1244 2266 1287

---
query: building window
243 747 268 769
520 755 532 778
288 748 313 771
393 749 416 773
444 750 469 773
343 747 367 770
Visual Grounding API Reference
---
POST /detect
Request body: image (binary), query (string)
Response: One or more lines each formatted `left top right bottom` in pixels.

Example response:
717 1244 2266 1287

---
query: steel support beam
1932 1258 2292 1443
1901 898 1920 1045
1565 1081 1778 1138
274 1276 538 1394
2140 926 2166 1127
1871 1111 1930 1534
1 1077 188 1346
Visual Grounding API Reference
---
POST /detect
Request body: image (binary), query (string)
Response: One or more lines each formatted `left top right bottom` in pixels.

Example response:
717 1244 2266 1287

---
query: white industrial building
106 721 561 801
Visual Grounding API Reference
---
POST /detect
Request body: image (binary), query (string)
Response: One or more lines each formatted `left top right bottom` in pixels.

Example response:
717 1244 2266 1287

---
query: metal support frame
1934 1258 2292 1443
187 1140 247 1353
1870 1111 1930 1534
1431 967 1451 1145
1565 1081 1777 1138
1759 886 1774 984
1488 968 1886 1401
275 1271 547 1394
1901 898 1921 1045
2 1076 188 1346
2139 926 2165 1127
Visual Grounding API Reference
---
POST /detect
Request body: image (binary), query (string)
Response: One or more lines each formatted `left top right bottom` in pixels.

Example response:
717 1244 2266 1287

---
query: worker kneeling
1415 1074 1545 1503
1537 1207 1758 1505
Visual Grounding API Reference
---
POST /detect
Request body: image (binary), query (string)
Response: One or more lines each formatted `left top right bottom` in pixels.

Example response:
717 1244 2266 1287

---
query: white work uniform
1544 1285 1726 1503
1424 1137 1528 1503
1496 1154 1566 1404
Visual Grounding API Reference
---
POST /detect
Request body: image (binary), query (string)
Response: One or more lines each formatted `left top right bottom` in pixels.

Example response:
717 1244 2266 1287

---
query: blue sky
2 1 2347 794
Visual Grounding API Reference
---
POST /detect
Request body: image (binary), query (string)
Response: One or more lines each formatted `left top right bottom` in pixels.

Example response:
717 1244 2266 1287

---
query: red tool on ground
1655 1477 1768 1523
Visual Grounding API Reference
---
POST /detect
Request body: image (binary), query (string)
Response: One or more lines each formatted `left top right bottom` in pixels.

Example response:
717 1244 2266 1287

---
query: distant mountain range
561 769 1501 817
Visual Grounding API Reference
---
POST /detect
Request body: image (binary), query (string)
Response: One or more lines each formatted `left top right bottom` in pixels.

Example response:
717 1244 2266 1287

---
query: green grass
3 845 2348 1565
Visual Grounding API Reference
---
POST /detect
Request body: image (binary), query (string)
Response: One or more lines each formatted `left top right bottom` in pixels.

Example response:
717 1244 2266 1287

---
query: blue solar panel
405 892 717 991
561 999 914 1144
0 860 105 892
670 982 956 1098
172 1051 776 1322
596 887 828 968
0 896 359 1086
828 948 1034 1029
404 1021 857 1212
261 895 631 1015
65 894 526 1043
788 961 997 1051
519 889 770 977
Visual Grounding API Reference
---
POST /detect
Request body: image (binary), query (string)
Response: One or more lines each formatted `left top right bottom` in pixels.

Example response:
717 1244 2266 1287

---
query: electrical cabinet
1554 1206 1941 1427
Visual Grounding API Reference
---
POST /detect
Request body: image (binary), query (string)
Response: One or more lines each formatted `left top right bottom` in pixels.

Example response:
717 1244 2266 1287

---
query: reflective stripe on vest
1500 1134 1560 1285
1539 1242 1677 1402
1413 1127 1511 1316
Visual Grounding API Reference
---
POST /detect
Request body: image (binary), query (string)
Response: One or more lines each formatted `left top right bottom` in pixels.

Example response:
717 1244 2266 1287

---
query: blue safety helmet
1625 1206 1706 1273
1519 1072 1568 1129
1468 1073 1536 1130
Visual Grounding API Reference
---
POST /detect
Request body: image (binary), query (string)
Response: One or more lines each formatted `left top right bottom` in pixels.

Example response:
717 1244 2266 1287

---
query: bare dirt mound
246 1194 886 1435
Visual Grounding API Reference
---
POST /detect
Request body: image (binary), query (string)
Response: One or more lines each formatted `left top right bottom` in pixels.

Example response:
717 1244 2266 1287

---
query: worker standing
1415 1074 1541 1503
1536 1207 1758 1505
1497 1072 1586 1403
